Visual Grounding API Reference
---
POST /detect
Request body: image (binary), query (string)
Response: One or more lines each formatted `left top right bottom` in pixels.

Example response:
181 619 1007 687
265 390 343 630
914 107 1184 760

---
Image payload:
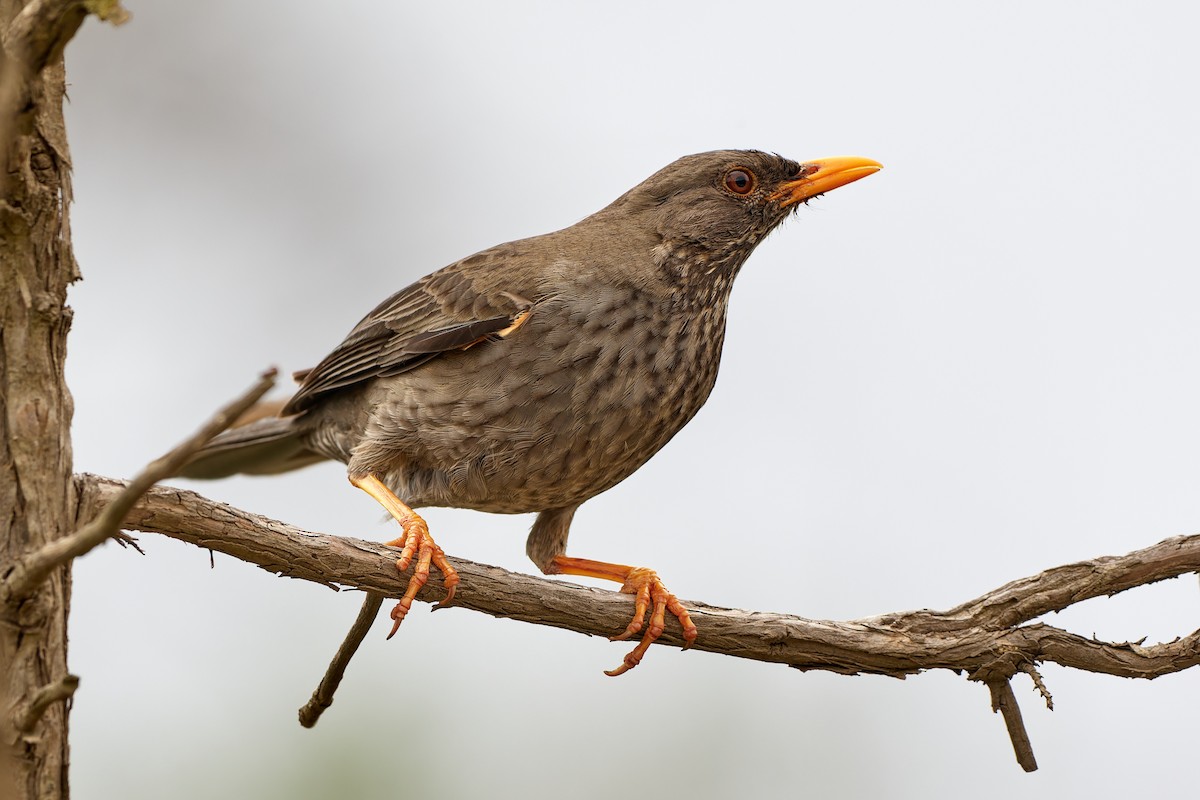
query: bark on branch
70 473 1200 771
1 0 128 177
0 4 129 795
73 473 1200 680
4 369 276 600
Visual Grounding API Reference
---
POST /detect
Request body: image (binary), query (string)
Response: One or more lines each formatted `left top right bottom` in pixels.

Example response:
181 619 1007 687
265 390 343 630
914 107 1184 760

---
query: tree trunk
0 0 78 794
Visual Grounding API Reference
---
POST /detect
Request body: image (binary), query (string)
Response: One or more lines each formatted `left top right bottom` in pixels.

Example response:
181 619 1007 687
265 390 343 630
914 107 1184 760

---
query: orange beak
768 156 883 207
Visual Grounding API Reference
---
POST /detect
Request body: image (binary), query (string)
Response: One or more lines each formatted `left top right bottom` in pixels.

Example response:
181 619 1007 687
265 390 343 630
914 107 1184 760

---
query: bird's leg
349 473 460 637
548 555 698 677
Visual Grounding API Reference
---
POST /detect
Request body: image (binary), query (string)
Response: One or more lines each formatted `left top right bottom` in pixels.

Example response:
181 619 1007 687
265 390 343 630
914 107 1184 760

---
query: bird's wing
282 263 533 414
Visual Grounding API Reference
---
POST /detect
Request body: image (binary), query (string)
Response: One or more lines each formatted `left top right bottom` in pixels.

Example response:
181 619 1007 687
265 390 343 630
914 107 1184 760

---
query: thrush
180 150 881 675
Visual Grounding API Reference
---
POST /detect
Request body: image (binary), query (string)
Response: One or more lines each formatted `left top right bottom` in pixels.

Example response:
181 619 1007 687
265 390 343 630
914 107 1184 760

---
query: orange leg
549 555 697 677
350 474 460 637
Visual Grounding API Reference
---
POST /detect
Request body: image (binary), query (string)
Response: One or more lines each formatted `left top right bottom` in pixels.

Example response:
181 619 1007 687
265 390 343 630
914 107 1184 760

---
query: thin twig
298 594 385 728
988 680 1038 772
3 369 276 599
1020 663 1054 711
113 532 145 554
14 674 79 734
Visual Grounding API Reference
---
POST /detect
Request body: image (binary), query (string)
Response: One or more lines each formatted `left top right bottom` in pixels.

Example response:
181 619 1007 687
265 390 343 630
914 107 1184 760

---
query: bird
179 150 881 675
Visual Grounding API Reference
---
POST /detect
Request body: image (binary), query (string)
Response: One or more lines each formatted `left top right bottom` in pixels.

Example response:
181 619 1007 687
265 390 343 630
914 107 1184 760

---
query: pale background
63 2 1197 798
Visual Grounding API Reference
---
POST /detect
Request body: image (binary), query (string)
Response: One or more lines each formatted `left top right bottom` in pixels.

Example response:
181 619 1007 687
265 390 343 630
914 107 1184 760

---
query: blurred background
64 1 1197 797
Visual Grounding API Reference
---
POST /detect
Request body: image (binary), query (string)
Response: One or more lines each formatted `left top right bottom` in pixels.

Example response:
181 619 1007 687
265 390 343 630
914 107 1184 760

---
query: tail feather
177 413 325 479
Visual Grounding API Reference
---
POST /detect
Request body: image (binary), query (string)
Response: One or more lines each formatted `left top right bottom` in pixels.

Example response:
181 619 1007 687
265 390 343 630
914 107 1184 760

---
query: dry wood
989 680 1037 772
298 593 385 728
13 675 79 735
73 473 1200 680
0 2 102 795
70 472 1200 770
4 369 277 599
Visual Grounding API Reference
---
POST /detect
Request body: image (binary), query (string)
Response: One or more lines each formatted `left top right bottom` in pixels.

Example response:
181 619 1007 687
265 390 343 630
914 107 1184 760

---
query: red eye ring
724 168 755 195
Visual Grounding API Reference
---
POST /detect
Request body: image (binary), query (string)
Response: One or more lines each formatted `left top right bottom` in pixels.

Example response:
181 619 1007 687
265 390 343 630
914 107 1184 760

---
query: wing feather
282 257 533 414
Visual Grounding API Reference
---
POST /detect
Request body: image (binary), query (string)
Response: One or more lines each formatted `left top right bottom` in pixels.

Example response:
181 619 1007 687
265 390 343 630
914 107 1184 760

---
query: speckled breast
372 284 732 513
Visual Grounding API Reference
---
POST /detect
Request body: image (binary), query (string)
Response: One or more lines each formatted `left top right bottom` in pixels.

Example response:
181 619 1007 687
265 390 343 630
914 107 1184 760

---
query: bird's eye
724 169 755 195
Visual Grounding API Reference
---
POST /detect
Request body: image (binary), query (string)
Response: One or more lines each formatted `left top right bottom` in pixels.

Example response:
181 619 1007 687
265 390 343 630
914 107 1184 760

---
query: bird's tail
176 401 325 479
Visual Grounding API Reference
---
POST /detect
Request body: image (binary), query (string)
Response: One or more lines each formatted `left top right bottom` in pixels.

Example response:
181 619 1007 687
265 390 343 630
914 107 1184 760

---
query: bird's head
600 150 881 280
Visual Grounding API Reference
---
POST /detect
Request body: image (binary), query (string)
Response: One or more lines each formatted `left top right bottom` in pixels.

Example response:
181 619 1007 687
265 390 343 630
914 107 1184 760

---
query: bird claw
349 474 460 637
384 516 460 637
604 566 697 677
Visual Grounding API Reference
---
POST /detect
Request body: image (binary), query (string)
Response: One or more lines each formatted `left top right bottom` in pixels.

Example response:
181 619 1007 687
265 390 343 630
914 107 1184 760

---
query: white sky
62 2 1197 797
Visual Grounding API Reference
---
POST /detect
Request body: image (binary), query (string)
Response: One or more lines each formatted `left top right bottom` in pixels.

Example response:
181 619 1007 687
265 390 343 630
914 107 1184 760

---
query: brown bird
180 150 881 674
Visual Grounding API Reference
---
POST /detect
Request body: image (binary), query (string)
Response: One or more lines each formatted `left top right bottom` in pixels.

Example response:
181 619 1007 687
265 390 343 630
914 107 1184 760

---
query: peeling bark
0 2 125 798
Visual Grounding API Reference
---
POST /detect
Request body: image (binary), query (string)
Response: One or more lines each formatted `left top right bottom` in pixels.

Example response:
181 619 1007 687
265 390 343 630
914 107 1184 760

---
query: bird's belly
367 297 727 512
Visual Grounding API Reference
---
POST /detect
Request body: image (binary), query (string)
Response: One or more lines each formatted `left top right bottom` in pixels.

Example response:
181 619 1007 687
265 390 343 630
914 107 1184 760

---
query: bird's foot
549 556 697 676
349 473 460 637
383 516 460 638
605 567 697 676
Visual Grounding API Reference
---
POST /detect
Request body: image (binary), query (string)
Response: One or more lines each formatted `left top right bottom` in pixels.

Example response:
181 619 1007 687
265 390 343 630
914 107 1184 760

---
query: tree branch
73 473 1200 681
69 473 1200 772
988 679 1038 772
3 369 276 600
1 0 128 174
297 593 385 729
14 674 78 735
0 5 129 795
